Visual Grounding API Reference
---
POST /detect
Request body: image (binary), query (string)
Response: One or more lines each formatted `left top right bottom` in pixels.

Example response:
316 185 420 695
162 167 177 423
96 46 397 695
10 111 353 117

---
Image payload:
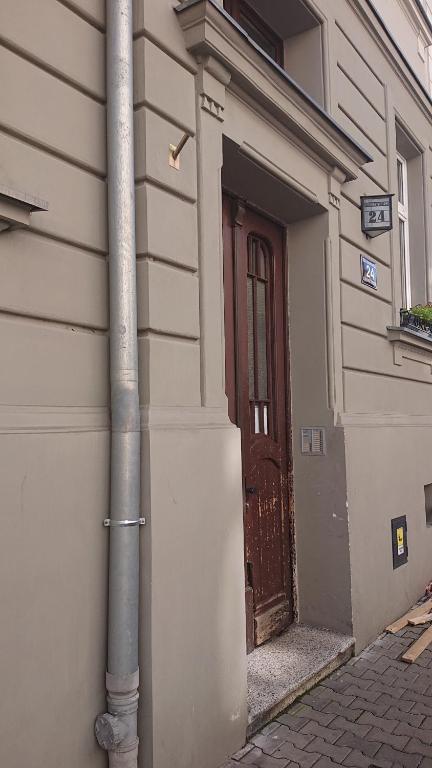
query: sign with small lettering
361 194 393 237
360 255 377 289
392 515 408 569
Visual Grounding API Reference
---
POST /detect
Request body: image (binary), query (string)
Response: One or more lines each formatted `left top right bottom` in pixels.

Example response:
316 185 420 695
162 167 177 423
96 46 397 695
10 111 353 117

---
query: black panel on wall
391 516 408 569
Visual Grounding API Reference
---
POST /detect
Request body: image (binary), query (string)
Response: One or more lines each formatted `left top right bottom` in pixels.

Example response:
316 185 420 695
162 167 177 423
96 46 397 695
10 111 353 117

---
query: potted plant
400 304 432 337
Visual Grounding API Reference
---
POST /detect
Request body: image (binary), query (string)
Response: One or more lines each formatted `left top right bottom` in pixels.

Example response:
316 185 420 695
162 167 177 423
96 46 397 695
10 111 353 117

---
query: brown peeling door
223 196 293 652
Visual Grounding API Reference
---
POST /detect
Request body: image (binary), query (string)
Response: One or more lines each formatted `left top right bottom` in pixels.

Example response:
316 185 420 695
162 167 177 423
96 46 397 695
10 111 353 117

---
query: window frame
397 152 412 309
223 0 284 66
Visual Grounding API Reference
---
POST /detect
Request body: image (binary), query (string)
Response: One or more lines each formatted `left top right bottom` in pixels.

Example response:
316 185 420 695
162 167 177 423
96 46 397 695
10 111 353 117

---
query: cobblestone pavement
221 620 432 768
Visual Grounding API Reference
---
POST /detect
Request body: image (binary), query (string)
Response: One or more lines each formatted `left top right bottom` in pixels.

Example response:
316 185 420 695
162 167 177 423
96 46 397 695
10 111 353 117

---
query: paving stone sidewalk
221 620 432 768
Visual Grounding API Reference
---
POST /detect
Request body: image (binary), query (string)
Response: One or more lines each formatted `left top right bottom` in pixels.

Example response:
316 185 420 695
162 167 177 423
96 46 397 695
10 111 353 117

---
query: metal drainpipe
95 1 142 766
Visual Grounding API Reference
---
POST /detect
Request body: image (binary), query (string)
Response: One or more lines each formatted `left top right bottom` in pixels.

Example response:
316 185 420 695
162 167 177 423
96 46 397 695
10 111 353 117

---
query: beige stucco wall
134 4 248 767
371 0 432 89
2 0 432 767
328 0 432 649
0 2 108 767
346 423 432 650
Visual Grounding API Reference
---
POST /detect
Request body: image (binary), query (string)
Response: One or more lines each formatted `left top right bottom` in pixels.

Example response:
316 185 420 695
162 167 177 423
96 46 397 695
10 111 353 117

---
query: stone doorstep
247 624 355 738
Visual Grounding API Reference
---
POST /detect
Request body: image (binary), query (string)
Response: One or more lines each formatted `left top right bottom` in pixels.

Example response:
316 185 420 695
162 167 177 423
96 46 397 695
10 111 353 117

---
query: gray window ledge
387 325 432 371
387 325 432 349
0 185 48 233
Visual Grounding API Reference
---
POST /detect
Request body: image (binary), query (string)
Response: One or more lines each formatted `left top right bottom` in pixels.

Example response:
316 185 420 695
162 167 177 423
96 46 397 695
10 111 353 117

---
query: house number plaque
361 194 393 237
360 255 377 289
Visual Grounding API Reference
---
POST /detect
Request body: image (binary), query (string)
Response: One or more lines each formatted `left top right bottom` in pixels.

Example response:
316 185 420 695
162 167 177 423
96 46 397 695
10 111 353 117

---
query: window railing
400 307 432 336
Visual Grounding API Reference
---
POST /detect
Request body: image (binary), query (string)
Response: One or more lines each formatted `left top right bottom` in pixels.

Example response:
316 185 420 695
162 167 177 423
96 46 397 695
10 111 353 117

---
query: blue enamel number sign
360 255 377 290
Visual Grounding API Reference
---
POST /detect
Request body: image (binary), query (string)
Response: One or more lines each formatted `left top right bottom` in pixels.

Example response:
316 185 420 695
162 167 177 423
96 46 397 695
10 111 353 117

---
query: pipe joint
95 713 139 768
111 383 140 433
95 713 129 751
96 672 139 758
107 690 139 718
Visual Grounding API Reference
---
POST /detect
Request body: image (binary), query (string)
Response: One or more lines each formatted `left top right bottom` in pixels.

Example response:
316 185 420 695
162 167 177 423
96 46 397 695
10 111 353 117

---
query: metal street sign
361 194 393 238
360 255 377 290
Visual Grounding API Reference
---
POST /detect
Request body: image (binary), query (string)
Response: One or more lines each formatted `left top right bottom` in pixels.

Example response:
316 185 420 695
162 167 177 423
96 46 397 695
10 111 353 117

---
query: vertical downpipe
95 1 141 767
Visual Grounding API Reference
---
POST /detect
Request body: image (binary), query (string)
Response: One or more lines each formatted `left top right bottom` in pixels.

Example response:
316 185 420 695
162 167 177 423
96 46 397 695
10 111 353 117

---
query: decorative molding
328 192 341 209
197 53 232 87
140 405 237 431
0 406 109 434
0 405 239 434
328 166 345 209
339 411 432 427
175 0 371 178
240 143 318 204
200 91 225 121
197 54 230 121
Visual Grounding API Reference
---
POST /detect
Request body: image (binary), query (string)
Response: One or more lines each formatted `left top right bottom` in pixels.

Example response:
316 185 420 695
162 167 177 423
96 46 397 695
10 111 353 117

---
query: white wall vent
301 427 326 455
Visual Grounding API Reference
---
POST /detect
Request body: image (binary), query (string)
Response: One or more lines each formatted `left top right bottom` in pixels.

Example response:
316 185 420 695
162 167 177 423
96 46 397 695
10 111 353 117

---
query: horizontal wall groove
338 104 387 158
139 405 234 431
337 62 386 121
135 176 197 205
136 253 198 275
341 319 388 338
0 36 105 104
343 364 432 386
29 227 107 260
339 232 391 267
360 164 388 193
0 308 108 336
133 28 197 76
340 277 393 304
134 100 196 137
0 426 109 435
17 228 108 261
56 0 105 32
340 411 432 427
0 124 107 181
335 20 385 87
138 329 200 344
0 404 109 434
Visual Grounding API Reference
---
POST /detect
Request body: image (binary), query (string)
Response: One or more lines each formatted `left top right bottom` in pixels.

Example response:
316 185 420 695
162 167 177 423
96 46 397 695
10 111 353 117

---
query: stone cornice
175 0 372 181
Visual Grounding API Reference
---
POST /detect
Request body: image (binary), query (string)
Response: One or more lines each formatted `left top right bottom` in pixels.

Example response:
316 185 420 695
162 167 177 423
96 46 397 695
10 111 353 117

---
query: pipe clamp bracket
104 518 146 528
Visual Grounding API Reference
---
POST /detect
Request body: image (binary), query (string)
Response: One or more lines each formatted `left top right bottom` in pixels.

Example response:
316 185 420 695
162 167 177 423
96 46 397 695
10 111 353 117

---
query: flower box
400 308 432 338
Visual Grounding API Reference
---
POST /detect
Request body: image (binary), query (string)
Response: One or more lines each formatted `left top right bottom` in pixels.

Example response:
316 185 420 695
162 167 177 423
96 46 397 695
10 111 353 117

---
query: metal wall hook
169 133 190 168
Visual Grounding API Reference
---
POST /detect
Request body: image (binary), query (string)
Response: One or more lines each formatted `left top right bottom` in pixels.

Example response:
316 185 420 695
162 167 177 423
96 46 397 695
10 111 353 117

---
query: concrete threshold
247 623 354 737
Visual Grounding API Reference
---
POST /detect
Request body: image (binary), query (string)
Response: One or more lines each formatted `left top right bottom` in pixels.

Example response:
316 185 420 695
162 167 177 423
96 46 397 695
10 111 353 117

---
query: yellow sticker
397 527 404 556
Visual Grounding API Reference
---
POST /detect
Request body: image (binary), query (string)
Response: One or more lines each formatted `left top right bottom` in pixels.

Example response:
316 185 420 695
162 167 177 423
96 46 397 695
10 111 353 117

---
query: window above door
175 0 373 176
223 0 284 65
223 0 325 105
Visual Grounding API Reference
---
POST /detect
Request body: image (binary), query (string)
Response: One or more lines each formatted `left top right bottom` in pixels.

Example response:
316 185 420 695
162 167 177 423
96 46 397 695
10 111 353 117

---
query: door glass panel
254 404 260 434
239 12 278 61
247 276 255 399
247 235 272 436
397 158 404 204
257 242 266 279
263 405 268 435
256 280 268 400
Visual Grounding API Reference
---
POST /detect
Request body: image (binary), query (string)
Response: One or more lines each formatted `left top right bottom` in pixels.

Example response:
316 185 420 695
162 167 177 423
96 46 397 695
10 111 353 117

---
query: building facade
1 1 432 767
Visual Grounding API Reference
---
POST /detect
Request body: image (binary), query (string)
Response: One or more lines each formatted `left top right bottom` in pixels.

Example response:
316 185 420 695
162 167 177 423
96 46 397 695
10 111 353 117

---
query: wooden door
223 195 293 652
